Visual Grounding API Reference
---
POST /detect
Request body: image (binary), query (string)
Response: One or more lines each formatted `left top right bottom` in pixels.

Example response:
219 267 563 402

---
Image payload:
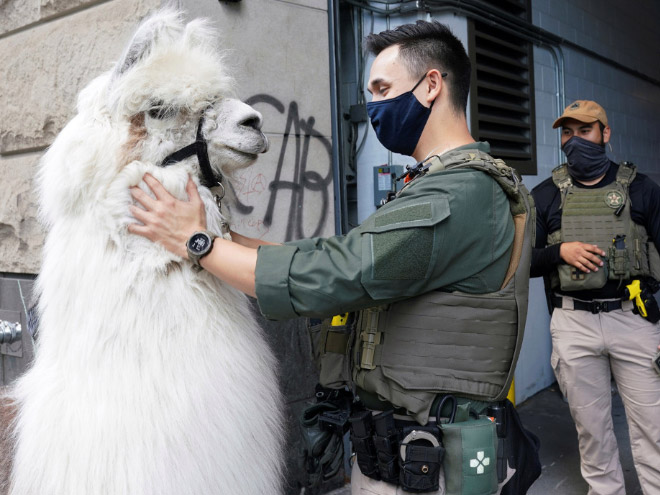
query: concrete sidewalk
518 384 641 495
326 383 642 495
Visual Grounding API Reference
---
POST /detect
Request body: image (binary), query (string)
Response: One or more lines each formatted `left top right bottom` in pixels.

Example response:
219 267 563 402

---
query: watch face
188 232 211 254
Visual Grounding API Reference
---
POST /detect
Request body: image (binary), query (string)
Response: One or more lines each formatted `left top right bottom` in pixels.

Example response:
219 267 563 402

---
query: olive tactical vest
547 162 660 291
310 149 534 425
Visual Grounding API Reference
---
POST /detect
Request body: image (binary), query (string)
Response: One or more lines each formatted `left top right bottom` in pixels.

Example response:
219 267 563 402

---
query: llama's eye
147 106 177 120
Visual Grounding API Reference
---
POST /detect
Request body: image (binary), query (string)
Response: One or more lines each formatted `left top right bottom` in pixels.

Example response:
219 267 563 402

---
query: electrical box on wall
373 165 404 207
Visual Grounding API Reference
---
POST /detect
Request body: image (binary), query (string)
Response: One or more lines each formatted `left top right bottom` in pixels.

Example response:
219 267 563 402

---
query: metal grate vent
469 17 537 175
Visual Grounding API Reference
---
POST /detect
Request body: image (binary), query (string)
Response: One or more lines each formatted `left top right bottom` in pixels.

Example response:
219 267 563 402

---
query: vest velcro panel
376 289 518 396
560 188 631 248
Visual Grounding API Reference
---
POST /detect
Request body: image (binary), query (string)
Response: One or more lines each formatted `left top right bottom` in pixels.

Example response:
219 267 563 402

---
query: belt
552 295 625 314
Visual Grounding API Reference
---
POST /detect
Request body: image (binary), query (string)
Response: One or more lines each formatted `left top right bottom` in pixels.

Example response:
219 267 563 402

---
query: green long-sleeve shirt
255 142 514 320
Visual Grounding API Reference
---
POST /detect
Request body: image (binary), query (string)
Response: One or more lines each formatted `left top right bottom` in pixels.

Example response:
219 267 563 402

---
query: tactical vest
547 162 660 291
309 149 534 425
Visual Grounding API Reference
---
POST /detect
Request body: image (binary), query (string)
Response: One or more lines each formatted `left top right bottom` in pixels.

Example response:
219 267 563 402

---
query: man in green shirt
129 20 535 495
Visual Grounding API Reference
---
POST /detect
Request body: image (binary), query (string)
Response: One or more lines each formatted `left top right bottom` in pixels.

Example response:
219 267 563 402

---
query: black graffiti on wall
239 94 333 242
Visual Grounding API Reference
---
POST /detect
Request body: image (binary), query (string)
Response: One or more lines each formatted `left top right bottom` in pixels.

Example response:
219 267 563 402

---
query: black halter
160 115 224 196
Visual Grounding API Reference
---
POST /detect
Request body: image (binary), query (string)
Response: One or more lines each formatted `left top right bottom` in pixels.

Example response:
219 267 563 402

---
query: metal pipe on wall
328 0 346 234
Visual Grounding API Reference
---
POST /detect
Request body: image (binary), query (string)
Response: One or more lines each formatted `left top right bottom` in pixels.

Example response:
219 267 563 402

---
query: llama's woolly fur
7 9 283 495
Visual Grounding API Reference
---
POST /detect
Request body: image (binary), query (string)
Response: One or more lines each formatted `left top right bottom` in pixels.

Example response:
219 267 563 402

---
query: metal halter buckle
213 182 226 212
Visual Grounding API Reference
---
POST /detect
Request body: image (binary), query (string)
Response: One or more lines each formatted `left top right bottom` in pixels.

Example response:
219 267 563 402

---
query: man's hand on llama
128 174 206 259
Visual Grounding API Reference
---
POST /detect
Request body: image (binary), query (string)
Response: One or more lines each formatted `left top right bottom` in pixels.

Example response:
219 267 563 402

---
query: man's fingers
576 250 601 271
575 261 591 273
130 186 157 211
582 243 606 257
127 221 153 240
186 176 202 203
143 173 174 202
129 204 151 225
582 251 604 267
580 258 598 272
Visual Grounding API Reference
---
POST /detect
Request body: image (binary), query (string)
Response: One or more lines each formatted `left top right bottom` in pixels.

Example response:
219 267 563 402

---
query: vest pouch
398 426 446 493
608 243 630 280
317 321 353 389
399 443 446 493
557 260 608 291
440 416 498 495
307 319 325 369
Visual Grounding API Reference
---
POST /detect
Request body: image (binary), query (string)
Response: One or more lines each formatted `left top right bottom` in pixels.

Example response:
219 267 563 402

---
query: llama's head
108 10 268 179
38 10 267 230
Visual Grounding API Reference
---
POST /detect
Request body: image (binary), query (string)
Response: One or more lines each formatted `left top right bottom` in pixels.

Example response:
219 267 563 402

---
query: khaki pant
551 300 660 495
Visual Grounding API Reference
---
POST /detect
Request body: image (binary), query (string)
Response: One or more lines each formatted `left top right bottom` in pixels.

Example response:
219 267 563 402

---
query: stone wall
0 0 163 273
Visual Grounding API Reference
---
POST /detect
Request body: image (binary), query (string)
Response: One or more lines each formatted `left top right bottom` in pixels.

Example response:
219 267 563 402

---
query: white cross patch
469 451 490 474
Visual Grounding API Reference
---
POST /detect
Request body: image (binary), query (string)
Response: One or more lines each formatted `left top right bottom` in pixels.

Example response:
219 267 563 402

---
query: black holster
349 410 380 480
300 386 352 489
372 410 400 483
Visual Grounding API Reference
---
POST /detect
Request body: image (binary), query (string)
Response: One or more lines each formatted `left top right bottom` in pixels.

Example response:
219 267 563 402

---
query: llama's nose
240 115 262 131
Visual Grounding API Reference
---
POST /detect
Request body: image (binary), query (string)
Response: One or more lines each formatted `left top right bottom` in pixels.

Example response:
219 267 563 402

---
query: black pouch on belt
350 410 380 480
399 426 445 493
372 410 400 483
300 401 345 488
640 283 660 323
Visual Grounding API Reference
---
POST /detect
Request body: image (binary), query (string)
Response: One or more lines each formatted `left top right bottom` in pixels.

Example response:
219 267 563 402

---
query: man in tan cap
531 100 660 494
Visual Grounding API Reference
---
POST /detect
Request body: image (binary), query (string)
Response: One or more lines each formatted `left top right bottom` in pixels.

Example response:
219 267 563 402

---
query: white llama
3 10 284 495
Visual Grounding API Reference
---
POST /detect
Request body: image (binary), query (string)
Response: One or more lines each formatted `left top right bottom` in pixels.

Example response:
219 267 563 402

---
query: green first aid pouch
557 258 608 291
440 408 498 495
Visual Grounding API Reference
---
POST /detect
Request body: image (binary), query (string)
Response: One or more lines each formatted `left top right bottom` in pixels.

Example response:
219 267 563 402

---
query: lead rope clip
213 181 225 212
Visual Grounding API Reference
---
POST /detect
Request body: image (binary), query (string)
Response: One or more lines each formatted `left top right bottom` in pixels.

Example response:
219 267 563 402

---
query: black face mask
562 136 610 181
366 73 433 156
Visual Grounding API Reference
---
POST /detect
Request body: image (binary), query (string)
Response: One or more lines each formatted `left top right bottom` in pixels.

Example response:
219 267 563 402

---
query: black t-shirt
531 161 660 300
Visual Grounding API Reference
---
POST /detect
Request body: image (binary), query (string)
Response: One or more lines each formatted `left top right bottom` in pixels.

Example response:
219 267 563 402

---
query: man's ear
424 69 444 106
602 124 611 144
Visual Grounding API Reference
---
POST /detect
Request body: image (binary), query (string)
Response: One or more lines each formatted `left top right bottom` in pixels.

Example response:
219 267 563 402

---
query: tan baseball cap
552 100 608 128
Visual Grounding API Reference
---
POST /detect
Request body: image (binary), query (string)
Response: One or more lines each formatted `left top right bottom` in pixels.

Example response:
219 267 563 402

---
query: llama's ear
112 9 183 79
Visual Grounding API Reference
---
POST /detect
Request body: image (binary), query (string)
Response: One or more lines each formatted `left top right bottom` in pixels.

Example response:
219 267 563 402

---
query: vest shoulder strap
616 161 637 187
551 163 572 191
552 161 637 191
426 149 526 215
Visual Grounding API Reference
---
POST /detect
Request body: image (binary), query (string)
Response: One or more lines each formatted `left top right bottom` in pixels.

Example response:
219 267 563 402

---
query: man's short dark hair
364 20 471 115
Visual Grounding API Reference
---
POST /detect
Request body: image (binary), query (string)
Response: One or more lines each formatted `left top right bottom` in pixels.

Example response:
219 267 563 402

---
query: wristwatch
186 230 217 268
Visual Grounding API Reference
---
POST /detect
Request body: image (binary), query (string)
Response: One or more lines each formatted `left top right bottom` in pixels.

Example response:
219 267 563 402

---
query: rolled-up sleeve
255 232 367 320
254 244 299 320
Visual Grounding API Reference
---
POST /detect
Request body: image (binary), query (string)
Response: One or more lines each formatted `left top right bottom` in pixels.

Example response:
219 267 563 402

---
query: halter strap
160 114 223 191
